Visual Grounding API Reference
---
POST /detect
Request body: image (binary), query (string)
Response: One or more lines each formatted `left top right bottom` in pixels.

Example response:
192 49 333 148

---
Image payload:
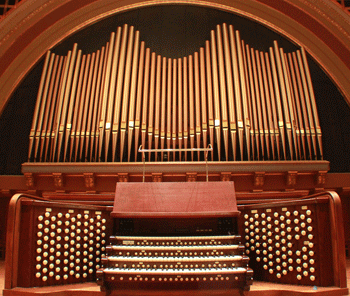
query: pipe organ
6 20 347 296
27 23 323 163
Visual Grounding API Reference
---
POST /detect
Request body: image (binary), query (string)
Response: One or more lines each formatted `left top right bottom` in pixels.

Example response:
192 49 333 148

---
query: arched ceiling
0 0 350 115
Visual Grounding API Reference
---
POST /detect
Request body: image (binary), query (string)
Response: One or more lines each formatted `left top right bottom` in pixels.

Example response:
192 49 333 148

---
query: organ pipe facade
28 23 323 163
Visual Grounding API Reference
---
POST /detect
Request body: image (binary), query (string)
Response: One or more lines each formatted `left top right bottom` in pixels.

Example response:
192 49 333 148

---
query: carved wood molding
316 170 327 186
118 173 129 182
254 172 265 191
221 172 232 181
84 173 95 188
52 173 64 189
286 171 298 190
152 173 163 182
186 172 197 182
24 172 35 188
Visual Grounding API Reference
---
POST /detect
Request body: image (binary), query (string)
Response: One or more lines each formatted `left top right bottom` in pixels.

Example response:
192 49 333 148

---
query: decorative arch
0 0 350 116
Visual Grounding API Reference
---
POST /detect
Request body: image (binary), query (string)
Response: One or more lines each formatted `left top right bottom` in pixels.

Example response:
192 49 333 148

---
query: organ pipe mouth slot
138 144 213 182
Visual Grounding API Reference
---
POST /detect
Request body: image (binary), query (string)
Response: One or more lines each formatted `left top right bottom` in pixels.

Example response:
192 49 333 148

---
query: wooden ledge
22 160 330 174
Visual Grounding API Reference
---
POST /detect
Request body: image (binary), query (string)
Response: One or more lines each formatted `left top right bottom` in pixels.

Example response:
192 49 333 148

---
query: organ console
96 182 253 292
4 184 347 295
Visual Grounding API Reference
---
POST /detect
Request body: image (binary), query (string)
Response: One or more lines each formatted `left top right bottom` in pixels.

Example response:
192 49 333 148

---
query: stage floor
1 260 349 296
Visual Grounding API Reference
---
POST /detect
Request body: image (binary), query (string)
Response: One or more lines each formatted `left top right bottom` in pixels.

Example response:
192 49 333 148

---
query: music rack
138 145 213 182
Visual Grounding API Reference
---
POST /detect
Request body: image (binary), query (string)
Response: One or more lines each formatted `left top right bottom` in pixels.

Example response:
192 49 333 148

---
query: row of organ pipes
28 23 323 163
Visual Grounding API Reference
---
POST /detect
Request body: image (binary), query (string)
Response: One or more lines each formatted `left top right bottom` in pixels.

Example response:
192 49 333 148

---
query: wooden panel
238 192 346 287
5 194 112 289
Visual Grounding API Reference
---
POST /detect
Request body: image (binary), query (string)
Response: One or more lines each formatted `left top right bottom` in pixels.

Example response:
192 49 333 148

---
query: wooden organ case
238 192 346 287
97 182 253 292
4 19 348 296
5 194 113 289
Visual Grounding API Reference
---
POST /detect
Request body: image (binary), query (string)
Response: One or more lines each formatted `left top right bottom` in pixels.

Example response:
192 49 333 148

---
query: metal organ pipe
235 30 251 161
